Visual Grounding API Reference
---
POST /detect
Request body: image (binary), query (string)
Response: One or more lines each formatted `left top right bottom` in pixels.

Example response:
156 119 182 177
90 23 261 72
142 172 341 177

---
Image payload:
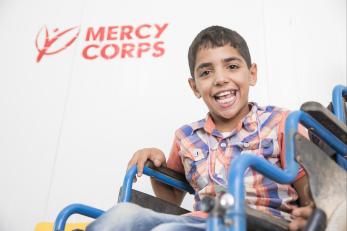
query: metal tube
54 204 104 231
225 110 347 231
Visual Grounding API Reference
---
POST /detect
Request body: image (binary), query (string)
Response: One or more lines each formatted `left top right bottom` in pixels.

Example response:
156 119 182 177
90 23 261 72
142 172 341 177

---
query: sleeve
278 111 307 181
166 135 185 174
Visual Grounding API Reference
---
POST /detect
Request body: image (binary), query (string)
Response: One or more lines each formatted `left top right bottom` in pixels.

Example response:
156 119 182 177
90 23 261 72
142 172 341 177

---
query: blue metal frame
119 165 195 202
332 85 347 169
332 85 347 123
54 85 347 231
220 110 347 231
54 166 194 231
53 204 104 231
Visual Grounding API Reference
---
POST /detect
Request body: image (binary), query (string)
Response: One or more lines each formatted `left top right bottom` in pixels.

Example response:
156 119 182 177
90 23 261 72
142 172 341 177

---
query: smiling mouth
214 90 237 106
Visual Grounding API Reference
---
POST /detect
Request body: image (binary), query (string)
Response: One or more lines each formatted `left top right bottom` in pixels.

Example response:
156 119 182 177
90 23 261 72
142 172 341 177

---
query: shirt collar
242 102 259 132
192 102 260 137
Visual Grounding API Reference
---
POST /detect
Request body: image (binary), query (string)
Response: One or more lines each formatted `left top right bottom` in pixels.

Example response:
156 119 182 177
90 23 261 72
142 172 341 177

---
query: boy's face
189 45 257 128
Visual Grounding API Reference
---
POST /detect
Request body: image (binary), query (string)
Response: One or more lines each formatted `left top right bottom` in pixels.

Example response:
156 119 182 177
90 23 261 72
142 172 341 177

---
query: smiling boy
86 25 313 231
189 45 256 132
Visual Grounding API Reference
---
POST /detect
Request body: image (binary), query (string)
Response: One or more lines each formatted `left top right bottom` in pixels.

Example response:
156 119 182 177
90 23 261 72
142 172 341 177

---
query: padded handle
300 101 347 144
304 208 327 231
144 161 189 184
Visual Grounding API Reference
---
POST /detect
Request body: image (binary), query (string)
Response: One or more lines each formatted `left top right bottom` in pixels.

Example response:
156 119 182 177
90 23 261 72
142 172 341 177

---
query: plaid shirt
167 103 305 219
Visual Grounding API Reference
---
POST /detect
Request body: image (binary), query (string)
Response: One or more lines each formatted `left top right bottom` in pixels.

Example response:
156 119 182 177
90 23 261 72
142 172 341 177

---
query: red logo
35 23 168 62
35 25 80 62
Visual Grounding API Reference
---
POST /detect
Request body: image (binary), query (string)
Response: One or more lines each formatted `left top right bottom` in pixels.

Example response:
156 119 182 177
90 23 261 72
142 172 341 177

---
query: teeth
214 90 236 106
216 91 230 97
215 90 236 98
217 96 235 104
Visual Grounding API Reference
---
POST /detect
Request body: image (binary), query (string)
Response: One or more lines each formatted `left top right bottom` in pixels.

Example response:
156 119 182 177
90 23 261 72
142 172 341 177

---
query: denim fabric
86 203 206 231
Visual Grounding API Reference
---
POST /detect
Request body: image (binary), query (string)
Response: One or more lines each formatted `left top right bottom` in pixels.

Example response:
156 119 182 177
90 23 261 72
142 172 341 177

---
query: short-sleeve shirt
166 103 305 220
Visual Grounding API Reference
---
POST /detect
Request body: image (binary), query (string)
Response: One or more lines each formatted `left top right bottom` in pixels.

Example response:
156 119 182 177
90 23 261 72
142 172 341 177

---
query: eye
199 70 211 77
227 64 239 70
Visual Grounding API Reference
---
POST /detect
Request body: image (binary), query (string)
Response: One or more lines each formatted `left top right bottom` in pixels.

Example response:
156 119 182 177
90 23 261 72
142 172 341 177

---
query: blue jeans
86 203 206 231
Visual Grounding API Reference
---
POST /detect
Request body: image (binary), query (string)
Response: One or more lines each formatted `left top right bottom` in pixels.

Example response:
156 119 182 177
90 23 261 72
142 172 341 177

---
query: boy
86 25 313 231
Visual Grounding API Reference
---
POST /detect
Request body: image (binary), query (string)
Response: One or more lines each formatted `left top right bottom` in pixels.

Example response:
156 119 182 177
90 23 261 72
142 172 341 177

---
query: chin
218 111 238 120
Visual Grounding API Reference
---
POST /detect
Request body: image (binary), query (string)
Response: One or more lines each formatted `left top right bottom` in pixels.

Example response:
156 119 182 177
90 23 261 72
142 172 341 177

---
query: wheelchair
53 85 347 231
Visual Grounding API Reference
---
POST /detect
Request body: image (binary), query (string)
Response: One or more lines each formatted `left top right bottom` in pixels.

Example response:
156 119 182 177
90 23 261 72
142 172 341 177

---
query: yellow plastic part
35 222 88 231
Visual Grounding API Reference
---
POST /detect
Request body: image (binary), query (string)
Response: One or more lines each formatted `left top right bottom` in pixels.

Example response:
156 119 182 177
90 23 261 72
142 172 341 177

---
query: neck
213 104 251 132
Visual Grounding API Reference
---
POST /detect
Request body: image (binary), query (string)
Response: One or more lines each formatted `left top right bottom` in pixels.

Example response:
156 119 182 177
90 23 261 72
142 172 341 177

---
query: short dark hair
188 26 252 77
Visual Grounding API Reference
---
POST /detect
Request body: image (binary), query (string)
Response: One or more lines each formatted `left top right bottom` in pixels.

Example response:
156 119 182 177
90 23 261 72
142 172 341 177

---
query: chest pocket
240 138 279 158
180 144 210 191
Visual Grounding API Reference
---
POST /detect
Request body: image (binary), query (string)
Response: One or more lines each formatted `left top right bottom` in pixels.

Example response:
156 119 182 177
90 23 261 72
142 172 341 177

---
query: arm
127 137 187 206
288 175 314 231
150 178 186 206
151 136 187 206
293 175 312 207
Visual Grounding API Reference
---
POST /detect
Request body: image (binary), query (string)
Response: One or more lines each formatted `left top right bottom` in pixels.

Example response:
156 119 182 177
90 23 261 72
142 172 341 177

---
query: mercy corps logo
35 23 168 63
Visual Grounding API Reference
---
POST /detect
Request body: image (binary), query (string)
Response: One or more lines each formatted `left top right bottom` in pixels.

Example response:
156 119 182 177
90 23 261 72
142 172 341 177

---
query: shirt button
220 142 227 148
193 149 200 157
243 142 250 148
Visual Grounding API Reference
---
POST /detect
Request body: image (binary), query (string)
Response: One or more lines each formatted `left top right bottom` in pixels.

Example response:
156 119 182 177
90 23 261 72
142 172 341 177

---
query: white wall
0 0 345 230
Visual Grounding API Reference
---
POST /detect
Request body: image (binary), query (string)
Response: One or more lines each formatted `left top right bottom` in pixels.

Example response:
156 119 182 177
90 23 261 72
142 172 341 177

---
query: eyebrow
223 56 243 63
195 56 243 71
196 62 212 71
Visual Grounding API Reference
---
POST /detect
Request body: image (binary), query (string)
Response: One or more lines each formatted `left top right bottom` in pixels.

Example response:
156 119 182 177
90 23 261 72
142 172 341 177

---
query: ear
249 63 258 86
188 78 201 98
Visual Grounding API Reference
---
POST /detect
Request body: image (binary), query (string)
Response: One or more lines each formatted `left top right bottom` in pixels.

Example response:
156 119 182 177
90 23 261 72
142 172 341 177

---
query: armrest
144 161 189 185
300 101 347 144
119 161 194 203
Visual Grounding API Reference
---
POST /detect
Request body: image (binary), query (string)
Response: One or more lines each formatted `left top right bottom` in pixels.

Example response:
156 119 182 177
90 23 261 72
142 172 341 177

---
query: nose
213 70 229 86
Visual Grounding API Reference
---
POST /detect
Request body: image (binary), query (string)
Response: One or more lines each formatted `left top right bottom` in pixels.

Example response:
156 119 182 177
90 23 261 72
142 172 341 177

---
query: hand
127 148 166 182
288 203 314 231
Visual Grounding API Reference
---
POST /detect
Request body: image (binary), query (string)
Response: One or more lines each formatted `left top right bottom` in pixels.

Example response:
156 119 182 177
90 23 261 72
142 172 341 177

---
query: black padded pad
246 206 288 231
300 101 347 144
145 161 189 184
130 189 190 215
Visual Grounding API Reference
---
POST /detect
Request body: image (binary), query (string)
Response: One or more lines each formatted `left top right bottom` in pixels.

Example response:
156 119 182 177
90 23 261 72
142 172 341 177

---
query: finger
291 208 301 217
152 158 162 167
127 150 144 177
127 152 139 171
288 222 299 231
301 204 314 218
136 152 149 177
289 217 307 231
149 150 166 167
292 205 314 218
136 161 144 177
288 221 299 231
